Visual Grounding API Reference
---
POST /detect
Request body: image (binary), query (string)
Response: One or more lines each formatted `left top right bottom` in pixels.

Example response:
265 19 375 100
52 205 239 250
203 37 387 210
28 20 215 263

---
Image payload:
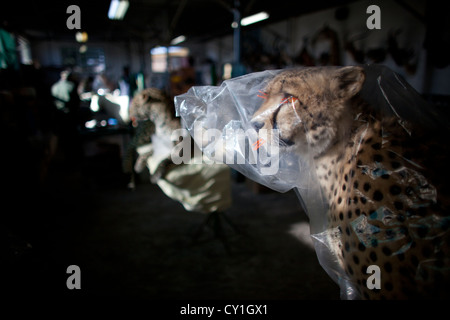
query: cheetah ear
141 92 150 102
333 66 365 100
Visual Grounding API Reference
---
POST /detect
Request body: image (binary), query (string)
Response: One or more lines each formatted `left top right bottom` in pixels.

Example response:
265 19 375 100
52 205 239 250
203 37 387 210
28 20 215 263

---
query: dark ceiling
1 0 356 44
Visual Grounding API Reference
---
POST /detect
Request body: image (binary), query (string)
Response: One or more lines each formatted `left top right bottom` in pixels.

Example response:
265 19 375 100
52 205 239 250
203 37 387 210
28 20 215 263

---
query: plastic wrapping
174 65 450 299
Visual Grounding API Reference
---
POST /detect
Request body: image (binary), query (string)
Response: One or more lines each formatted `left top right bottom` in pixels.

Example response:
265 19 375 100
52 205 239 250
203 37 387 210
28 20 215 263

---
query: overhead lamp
108 0 129 20
240 11 269 26
79 44 88 54
170 35 186 45
75 31 88 43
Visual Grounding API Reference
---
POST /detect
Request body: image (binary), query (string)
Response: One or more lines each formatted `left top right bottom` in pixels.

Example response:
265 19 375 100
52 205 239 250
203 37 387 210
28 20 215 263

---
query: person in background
51 69 78 114
119 65 137 99
51 69 82 166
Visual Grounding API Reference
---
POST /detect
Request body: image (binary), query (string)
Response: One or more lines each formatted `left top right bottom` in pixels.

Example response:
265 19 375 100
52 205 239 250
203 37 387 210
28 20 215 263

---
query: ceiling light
108 0 129 20
79 44 88 53
170 35 186 45
75 31 88 43
240 11 269 26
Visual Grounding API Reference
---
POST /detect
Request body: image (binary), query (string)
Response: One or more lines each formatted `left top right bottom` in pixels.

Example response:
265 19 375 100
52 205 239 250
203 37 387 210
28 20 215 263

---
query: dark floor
2 138 339 301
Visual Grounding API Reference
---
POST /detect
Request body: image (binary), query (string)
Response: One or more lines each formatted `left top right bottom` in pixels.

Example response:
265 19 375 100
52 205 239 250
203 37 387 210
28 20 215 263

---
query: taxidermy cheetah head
251 66 365 157
129 88 172 122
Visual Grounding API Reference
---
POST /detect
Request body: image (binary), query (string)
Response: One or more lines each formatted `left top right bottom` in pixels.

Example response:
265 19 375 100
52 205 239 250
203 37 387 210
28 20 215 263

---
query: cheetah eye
280 93 300 106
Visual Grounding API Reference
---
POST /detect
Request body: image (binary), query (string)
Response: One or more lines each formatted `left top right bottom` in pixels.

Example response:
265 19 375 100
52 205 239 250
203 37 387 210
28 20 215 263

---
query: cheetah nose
251 121 265 132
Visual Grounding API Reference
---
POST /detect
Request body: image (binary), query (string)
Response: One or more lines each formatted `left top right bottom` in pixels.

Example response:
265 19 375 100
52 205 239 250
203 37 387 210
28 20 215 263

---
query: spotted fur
130 88 181 135
129 88 181 181
251 66 450 299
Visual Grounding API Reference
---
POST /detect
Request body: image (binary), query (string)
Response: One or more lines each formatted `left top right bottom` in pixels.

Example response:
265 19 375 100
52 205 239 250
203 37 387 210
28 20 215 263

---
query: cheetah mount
174 65 450 300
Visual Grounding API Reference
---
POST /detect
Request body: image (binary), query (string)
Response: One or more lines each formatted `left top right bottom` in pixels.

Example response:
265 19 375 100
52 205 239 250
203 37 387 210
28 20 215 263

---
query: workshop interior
1 0 449 300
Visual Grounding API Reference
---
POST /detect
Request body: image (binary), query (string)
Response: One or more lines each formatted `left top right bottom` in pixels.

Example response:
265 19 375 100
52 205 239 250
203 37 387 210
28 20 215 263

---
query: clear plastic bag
174 65 450 299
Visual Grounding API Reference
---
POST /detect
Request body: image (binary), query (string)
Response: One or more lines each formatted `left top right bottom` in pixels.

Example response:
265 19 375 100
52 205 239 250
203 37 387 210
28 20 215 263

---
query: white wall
31 0 450 95
190 0 450 95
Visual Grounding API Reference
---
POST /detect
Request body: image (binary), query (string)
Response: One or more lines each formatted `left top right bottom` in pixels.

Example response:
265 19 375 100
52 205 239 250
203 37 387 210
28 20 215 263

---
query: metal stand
191 211 243 254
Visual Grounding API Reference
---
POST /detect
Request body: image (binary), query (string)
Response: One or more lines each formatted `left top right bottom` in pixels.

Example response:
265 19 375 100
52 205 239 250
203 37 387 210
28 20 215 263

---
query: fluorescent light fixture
108 1 119 19
241 11 269 26
151 46 169 55
170 35 186 45
150 46 189 56
108 0 129 20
